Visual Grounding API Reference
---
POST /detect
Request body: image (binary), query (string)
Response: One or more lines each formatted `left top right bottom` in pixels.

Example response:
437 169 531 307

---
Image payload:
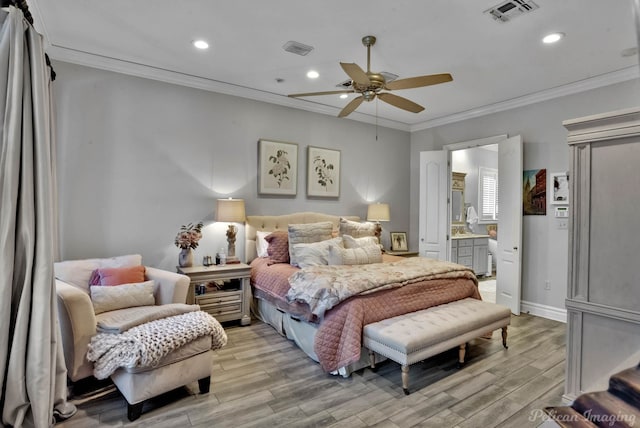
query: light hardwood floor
58 313 566 427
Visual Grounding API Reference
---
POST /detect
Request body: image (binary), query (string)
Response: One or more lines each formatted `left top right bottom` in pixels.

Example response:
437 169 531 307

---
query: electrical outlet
544 280 551 290
558 219 568 230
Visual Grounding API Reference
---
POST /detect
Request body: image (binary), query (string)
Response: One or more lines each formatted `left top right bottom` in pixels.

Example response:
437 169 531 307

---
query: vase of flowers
174 222 203 267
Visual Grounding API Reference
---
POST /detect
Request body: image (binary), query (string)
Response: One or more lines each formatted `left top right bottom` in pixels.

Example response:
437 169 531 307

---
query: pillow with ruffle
256 230 271 258
290 237 343 268
342 234 380 249
265 230 290 264
328 245 382 266
339 218 376 238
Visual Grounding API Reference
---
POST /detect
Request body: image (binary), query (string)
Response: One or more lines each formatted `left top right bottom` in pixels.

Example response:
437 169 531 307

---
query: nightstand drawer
196 291 242 306
200 302 242 318
457 246 473 257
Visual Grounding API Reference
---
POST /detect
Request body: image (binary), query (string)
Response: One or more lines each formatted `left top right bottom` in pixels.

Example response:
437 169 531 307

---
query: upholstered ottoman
363 298 511 394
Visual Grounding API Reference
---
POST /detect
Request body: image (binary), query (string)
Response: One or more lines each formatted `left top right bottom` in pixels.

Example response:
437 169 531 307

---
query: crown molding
46 45 411 132
410 66 640 132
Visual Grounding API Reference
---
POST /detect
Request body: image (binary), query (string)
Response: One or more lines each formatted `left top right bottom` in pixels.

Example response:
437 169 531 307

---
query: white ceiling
30 0 639 131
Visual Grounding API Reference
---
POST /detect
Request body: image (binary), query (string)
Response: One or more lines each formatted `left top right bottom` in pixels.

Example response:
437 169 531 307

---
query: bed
245 212 481 377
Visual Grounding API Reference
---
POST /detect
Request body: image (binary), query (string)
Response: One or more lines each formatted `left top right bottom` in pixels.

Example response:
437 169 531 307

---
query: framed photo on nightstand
390 232 408 252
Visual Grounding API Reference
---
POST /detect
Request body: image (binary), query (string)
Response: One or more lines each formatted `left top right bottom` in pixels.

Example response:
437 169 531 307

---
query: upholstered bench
363 298 511 394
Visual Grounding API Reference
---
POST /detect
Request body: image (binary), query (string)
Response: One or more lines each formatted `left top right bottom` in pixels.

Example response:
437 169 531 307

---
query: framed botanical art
258 139 298 196
307 146 340 198
390 232 408 252
550 172 569 204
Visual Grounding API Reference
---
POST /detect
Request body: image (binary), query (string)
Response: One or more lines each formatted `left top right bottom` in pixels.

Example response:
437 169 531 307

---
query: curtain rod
1 0 56 80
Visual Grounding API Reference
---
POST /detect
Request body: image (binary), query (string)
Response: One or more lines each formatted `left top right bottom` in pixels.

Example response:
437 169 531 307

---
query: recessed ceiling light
339 94 348 99
193 40 209 50
306 70 319 79
542 32 565 44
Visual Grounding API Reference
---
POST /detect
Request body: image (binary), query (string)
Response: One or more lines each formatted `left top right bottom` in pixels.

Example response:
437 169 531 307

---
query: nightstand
386 251 419 257
177 263 251 326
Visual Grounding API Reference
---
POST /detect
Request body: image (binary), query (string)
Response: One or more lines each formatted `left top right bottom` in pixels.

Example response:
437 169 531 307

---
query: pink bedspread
250 257 480 372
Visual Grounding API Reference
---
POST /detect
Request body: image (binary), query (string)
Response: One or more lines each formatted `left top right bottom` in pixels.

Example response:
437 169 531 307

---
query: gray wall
410 78 640 314
53 61 411 271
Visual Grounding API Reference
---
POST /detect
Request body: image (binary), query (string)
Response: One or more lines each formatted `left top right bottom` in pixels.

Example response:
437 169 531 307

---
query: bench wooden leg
401 365 410 395
457 343 466 368
198 376 211 394
501 327 508 349
368 350 377 372
127 402 143 421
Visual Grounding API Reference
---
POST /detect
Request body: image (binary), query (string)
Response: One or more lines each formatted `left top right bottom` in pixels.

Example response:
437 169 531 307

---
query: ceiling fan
288 35 453 118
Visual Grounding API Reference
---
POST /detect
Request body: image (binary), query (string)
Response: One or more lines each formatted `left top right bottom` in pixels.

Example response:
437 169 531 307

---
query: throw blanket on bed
287 257 476 317
87 311 227 379
315 276 481 372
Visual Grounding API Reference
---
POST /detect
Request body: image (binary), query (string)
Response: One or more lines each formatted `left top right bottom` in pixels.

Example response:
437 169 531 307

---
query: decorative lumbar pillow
288 222 334 266
90 280 156 314
255 230 271 258
339 218 376 238
342 234 380 249
89 265 146 286
265 230 290 264
290 237 344 268
54 254 142 293
327 245 382 266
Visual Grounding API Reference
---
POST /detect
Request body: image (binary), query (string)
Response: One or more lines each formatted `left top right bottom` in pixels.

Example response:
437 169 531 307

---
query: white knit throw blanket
87 310 227 380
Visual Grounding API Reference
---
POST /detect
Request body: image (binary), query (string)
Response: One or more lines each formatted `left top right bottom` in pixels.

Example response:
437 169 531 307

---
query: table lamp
367 202 390 244
216 198 246 264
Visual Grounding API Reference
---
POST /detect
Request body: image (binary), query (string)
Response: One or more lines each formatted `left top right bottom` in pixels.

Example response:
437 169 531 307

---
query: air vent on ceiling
283 41 314 56
484 0 539 23
336 71 398 89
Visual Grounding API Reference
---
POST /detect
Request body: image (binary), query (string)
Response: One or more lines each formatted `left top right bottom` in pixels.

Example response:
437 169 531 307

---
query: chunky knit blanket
87 310 227 379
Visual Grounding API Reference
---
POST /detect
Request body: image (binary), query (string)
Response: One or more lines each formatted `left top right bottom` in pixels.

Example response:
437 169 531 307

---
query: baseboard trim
521 300 567 323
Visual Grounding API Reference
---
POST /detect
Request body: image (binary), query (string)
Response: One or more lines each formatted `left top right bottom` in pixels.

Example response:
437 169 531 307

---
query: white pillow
342 235 380 249
328 245 382 266
90 280 156 314
290 237 343 268
339 218 376 238
288 222 334 267
54 254 142 293
255 230 271 258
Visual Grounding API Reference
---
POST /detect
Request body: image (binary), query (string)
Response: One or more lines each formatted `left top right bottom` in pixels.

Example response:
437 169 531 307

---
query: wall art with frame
390 232 408 252
307 146 340 198
258 139 298 196
550 172 569 204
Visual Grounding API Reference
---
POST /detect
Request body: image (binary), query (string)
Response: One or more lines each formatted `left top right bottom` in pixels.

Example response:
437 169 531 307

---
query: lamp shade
367 203 390 222
216 198 246 222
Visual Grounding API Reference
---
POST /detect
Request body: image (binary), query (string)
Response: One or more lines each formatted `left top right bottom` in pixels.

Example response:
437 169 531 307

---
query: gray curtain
0 6 76 427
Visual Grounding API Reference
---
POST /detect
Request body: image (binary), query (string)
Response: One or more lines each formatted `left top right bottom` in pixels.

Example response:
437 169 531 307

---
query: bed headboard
245 212 360 262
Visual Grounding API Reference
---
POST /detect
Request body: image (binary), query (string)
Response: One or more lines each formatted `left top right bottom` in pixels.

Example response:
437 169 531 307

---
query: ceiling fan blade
338 96 364 118
288 90 354 98
340 63 370 86
377 92 425 113
385 73 453 91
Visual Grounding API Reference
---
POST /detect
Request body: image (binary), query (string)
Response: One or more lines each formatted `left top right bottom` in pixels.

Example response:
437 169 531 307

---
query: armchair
55 254 215 420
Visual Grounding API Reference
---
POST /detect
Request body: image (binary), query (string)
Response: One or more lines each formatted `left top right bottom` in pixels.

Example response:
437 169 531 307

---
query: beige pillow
342 234 380 249
290 237 343 268
90 280 156 314
328 245 382 266
255 230 271 258
288 222 334 266
339 218 376 238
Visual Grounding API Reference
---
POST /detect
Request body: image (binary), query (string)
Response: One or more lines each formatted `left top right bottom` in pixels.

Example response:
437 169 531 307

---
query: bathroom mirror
452 172 466 225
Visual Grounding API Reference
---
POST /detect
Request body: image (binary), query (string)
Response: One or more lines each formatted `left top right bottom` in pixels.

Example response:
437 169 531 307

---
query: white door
496 135 523 314
419 151 448 260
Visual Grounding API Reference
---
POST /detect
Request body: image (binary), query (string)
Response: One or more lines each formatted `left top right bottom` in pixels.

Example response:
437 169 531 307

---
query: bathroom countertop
451 233 490 239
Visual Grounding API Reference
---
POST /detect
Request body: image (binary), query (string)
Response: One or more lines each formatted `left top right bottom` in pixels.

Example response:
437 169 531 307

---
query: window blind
479 167 498 221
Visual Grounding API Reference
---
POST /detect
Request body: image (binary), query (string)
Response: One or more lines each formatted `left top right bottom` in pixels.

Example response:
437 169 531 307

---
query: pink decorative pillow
265 231 290 265
89 265 146 286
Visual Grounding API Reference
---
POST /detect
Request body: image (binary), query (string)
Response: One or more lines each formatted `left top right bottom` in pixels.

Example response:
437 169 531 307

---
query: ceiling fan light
542 32 564 44
306 70 319 79
339 94 348 99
